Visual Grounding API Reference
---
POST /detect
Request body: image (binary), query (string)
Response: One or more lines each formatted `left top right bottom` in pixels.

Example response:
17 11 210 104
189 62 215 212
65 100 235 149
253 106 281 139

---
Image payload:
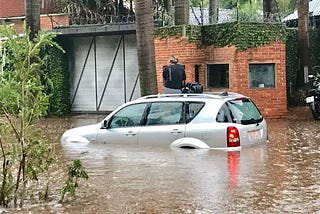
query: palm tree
166 0 175 18
263 0 277 22
174 0 189 25
25 0 40 40
135 0 158 95
209 0 218 23
297 0 310 87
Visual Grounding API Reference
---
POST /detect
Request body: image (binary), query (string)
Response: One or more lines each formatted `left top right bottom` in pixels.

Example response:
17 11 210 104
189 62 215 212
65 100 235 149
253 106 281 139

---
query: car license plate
306 96 314 103
248 130 261 140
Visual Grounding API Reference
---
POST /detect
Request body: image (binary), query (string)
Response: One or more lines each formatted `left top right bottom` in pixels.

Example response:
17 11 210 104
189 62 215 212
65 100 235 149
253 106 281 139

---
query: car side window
146 102 183 125
186 102 204 123
109 103 147 128
216 103 233 122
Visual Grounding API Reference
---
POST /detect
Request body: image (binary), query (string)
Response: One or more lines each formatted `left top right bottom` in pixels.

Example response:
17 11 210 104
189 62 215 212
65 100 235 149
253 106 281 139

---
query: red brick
155 37 287 119
0 0 56 18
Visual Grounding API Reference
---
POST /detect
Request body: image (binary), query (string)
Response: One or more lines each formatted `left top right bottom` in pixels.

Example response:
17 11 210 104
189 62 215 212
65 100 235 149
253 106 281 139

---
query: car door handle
126 131 136 136
170 129 182 134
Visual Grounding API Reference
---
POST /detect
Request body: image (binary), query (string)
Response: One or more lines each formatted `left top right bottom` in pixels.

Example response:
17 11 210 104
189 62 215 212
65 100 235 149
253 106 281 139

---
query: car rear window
216 98 263 125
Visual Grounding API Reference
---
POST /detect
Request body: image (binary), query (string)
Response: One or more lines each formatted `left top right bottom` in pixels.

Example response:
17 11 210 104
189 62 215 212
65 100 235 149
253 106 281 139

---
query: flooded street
10 107 320 213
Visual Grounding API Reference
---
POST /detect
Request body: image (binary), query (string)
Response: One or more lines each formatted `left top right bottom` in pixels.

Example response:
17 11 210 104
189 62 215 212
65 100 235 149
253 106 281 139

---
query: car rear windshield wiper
241 118 262 125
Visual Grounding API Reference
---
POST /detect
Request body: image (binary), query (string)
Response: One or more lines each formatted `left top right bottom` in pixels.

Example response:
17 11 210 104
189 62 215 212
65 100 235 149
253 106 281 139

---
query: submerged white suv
61 92 268 149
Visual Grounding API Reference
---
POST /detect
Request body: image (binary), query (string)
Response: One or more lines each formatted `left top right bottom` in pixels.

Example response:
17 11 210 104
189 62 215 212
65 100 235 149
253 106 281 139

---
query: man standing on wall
163 55 186 94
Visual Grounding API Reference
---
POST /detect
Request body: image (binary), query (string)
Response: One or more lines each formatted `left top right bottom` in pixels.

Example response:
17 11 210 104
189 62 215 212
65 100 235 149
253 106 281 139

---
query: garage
55 24 140 112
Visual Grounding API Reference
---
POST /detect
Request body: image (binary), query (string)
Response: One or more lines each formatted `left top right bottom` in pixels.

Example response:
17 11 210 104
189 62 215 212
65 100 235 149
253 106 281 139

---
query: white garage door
68 33 140 112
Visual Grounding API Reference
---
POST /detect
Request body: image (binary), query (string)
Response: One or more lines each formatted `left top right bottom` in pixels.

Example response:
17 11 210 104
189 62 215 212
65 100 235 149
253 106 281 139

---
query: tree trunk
263 0 277 22
209 0 218 24
166 0 174 19
174 0 189 25
135 0 158 96
297 0 310 87
129 0 134 16
25 0 40 40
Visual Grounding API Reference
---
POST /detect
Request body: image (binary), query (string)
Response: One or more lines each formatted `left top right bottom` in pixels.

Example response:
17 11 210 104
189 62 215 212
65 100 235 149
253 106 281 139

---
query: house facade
0 0 287 119
53 25 287 119
154 37 287 119
0 0 68 33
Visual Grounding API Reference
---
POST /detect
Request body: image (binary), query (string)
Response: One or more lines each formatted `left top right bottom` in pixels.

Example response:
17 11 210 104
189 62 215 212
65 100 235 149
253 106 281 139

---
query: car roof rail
139 92 242 100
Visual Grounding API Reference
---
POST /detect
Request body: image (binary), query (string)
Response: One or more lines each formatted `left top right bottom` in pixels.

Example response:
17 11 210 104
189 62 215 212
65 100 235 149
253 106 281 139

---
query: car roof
107 92 252 120
137 92 248 102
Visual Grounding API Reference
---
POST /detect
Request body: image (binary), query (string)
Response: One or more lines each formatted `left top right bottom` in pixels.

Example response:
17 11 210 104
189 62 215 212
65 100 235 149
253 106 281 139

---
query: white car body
61 92 268 149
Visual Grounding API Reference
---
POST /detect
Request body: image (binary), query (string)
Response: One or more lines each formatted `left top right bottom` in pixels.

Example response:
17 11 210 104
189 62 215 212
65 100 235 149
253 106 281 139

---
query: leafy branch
60 159 89 202
0 25 62 208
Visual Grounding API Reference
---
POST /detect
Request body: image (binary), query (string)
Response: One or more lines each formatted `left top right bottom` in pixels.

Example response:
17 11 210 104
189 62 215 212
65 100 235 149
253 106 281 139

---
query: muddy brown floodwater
6 107 320 214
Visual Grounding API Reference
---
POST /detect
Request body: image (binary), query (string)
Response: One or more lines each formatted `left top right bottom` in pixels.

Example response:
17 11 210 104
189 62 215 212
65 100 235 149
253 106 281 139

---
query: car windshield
216 98 263 125
109 103 147 128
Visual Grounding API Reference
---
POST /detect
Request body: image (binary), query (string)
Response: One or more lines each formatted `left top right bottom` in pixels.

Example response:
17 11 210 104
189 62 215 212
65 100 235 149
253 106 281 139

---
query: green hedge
155 22 287 51
44 41 71 116
286 28 299 106
286 28 320 106
310 29 320 69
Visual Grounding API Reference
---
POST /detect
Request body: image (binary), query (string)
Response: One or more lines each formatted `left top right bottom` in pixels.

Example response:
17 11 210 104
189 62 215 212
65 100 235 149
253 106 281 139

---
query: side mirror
101 120 108 129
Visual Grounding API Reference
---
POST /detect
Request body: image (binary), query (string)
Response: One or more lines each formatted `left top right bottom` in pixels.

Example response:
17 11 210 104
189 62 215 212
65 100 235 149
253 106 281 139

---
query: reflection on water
11 108 320 213
228 151 239 189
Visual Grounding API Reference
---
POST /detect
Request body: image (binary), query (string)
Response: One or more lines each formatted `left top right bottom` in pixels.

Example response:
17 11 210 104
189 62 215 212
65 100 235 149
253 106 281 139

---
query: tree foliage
193 0 296 18
52 0 134 24
49 0 297 25
0 25 60 208
190 0 209 7
60 159 89 202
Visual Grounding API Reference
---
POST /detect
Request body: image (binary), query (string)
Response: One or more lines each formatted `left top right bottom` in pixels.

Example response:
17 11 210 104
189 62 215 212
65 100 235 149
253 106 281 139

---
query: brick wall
0 0 68 33
40 14 69 30
0 0 55 17
0 0 24 17
1 14 69 34
154 37 287 119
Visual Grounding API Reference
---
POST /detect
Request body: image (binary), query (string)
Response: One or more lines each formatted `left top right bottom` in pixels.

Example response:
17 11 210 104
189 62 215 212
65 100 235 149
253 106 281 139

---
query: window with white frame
249 63 275 88
207 64 229 88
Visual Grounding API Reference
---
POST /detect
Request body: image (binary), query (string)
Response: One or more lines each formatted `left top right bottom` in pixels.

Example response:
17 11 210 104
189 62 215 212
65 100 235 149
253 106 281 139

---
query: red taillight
227 126 240 147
